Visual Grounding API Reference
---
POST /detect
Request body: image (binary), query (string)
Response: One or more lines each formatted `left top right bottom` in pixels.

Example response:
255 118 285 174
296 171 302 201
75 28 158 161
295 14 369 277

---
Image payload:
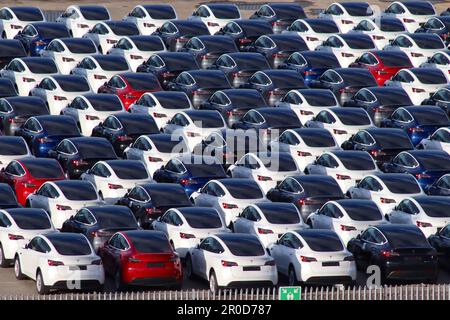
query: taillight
145 207 162 216
22 77 35 83
411 53 424 58
47 260 64 266
11 25 22 30
415 173 431 179
238 38 252 46
221 260 238 267
257 228 274 234
56 204 72 211
77 24 90 28
85 115 100 120
272 21 283 27
409 127 424 133
91 259 102 265
207 22 219 27
161 72 175 79
193 90 209 96
143 23 156 28
376 70 389 75
297 151 312 157
54 96 67 101
333 129 348 135
417 221 433 228
21 182 36 188
94 75 107 80
35 40 46 46
130 55 143 60
300 256 317 262
340 224 357 231
124 94 137 100
341 52 354 57
372 35 385 40
62 57 75 62
300 110 314 115
152 112 167 118
306 36 319 41
336 174 351 180
128 257 141 263
381 250 400 257
91 230 109 237
370 150 386 157
36 137 48 143
148 156 163 162
264 259 276 266
117 135 132 142
412 88 425 93
108 183 123 189
257 175 272 181
380 197 396 204
106 39 117 44
179 178 194 186
403 18 416 23
180 232 196 239
8 234 24 240
71 159 88 166
343 255 355 261
186 132 201 137
222 203 238 209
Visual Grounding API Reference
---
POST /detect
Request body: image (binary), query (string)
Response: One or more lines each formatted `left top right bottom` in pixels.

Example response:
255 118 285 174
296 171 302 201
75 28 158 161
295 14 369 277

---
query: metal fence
1 284 450 300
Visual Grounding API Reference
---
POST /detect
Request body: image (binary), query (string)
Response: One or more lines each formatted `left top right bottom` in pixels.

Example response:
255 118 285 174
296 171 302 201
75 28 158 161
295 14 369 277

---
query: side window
91 163 111 177
5 162 25 176
279 131 300 145
281 92 303 105
0 212 12 228
289 20 308 32
386 3 405 14
326 4 344 15
395 36 413 48
432 129 450 142
437 177 450 189
74 209 96 225
243 111 264 124
24 118 42 132
133 137 152 151
216 55 235 68
315 111 335 124
392 109 413 122
393 153 418 167
279 178 302 193
358 53 378 65
200 237 223 253
103 116 121 130
165 160 185 173
287 53 306 66
317 154 339 168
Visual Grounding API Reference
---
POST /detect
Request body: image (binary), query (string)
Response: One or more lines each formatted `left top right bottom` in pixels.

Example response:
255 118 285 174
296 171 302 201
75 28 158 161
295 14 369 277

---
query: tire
14 256 25 280
36 270 49 295
288 265 298 286
209 270 219 293
0 244 9 268
185 254 194 280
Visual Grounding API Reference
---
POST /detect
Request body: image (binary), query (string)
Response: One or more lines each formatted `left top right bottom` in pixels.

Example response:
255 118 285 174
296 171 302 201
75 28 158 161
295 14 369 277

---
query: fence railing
1 284 450 300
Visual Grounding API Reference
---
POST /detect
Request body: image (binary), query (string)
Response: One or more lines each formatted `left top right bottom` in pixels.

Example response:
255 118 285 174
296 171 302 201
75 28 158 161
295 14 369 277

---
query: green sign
279 287 302 300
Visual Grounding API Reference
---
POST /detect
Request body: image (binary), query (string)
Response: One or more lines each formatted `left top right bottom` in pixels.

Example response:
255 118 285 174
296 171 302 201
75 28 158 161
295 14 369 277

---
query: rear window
183 210 223 228
132 38 165 52
414 36 445 49
382 176 421 194
58 183 98 200
337 152 375 170
260 154 298 172
148 187 191 207
0 139 28 155
234 55 270 70
336 110 371 125
24 60 58 74
380 19 405 32
152 138 187 153
95 209 137 228
222 237 265 256
224 181 263 199
342 202 382 221
300 130 336 147
36 25 69 39
418 198 450 218
190 113 224 128
203 39 237 53
11 210 51 230
302 179 343 197
64 39 97 54
155 93 191 110
12 8 44 21
384 228 430 248
128 233 172 253
308 21 339 33
96 57 129 71
261 206 300 224
210 6 240 19
343 36 375 49
417 153 450 171
186 163 226 178
79 6 110 21
264 111 302 128
413 70 447 84
377 53 411 67
343 4 373 16
304 54 340 69
270 73 305 89
301 232 344 251
0 187 17 206
76 141 116 159
122 116 159 134
413 110 449 126
50 237 92 255
405 2 435 15
56 78 90 92
302 92 336 106
191 73 230 89
109 162 148 179
42 119 79 136
109 24 139 36
341 71 376 87
125 75 161 91
372 131 413 149
144 6 176 19
0 41 26 58
25 161 63 179
87 95 123 111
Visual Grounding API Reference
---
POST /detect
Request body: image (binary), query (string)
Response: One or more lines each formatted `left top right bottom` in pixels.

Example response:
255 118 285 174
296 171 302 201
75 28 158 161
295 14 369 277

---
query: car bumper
300 261 357 283
44 265 105 288
384 261 438 281
123 267 182 286
218 266 278 287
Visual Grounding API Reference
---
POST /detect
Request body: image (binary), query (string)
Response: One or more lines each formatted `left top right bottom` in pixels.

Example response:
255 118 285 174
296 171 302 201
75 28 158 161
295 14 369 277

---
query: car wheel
0 244 9 268
185 254 194 280
14 256 25 280
36 270 49 295
288 265 298 286
209 270 219 293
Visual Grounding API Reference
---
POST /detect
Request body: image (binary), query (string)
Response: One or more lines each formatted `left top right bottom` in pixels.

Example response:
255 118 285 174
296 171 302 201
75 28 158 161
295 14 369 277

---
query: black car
242 70 307 106
310 68 377 105
0 96 49 135
0 79 17 99
422 85 450 116
48 137 117 179
266 175 344 220
61 205 139 251
117 183 192 228
216 20 273 50
0 183 20 209
180 35 238 69
343 87 413 125
137 52 199 89
428 224 450 269
250 3 307 33
200 89 268 127
348 224 438 283
210 52 270 88
415 16 450 45
91 112 159 157
425 174 450 195
245 34 309 68
342 128 414 167
0 40 27 68
153 20 211 51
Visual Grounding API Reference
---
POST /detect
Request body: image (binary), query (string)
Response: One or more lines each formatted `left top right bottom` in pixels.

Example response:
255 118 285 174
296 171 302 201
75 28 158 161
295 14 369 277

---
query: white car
185 233 277 292
123 4 177 35
383 34 446 67
347 173 425 213
190 178 269 227
0 6 45 39
387 196 450 238
70 55 130 93
228 152 302 194
305 150 380 193
40 38 98 75
0 208 56 267
26 180 104 229
307 199 387 245
382 1 436 33
420 51 450 73
15 233 104 294
268 229 356 286
81 160 153 204
128 91 193 129
318 2 376 33
0 57 59 96
234 203 308 247
152 207 229 258
283 18 340 50
83 21 140 54
56 5 111 38
107 36 166 71
418 127 450 154
30 75 92 115
188 3 241 35
348 17 407 49
0 136 32 170
276 89 340 124
124 134 188 176
305 107 375 146
61 94 125 136
162 110 227 152
316 33 376 67
269 128 340 172
384 68 448 105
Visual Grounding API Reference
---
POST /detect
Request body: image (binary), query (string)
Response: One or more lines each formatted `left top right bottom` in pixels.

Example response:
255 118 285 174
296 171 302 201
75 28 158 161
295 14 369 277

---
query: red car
349 50 413 86
99 230 182 289
0 158 65 205
97 72 163 111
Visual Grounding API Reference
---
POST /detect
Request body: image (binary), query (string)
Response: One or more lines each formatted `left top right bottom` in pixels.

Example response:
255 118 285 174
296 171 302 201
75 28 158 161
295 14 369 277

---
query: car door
85 163 111 193
194 182 221 208
28 184 52 210
388 199 417 224
270 233 299 275
234 206 259 233
192 237 213 278
310 203 334 229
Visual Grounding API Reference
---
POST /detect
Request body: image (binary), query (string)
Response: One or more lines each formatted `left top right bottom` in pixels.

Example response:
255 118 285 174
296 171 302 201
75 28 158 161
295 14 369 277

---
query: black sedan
416 16 450 45
428 224 450 269
425 174 450 195
153 20 211 51
250 3 307 33
216 20 273 50
0 183 20 209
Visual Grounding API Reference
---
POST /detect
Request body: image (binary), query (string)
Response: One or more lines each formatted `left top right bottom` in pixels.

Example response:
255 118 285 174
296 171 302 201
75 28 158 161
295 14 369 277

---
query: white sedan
305 150 380 193
81 160 153 204
26 180 104 229
418 127 450 154
40 38 98 75
56 5 111 38
185 233 277 293
384 68 448 105
386 196 450 238
234 203 308 247
15 233 104 294
420 51 450 73
123 4 177 35
0 208 56 267
188 3 241 35
382 1 436 33
307 199 387 245
318 2 376 33
0 6 45 39
190 178 269 227
283 18 340 50
228 152 303 194
347 173 425 213
268 229 356 286
152 207 229 258
269 128 340 172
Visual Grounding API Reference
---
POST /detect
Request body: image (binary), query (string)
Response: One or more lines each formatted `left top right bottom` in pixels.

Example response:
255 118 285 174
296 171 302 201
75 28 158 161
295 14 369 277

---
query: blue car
381 106 450 146
15 115 80 157
14 22 70 56
278 51 341 86
153 155 228 195
382 150 450 189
